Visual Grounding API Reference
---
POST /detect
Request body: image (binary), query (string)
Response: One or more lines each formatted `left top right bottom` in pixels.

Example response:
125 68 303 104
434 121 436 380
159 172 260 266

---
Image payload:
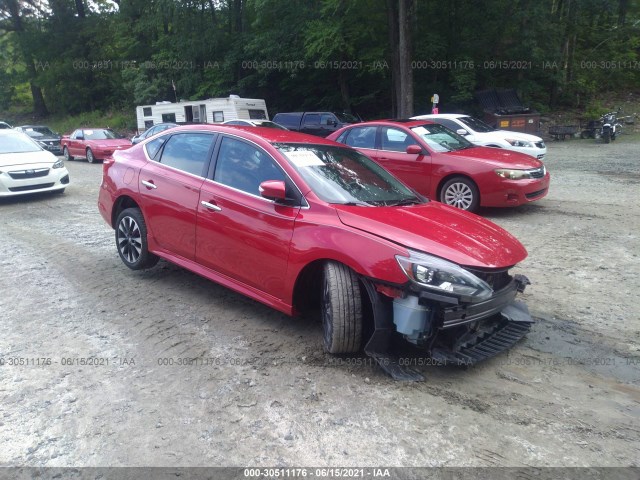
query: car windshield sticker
85 130 94 135
284 150 325 167
412 126 431 135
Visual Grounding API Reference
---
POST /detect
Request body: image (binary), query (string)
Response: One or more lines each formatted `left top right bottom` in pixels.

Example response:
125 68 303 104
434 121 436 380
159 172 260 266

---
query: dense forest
1 0 639 120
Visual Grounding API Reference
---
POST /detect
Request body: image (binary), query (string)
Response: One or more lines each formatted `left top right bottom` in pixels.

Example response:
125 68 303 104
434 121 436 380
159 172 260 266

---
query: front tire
321 261 363 354
63 147 73 161
440 176 479 212
86 148 96 163
115 208 159 270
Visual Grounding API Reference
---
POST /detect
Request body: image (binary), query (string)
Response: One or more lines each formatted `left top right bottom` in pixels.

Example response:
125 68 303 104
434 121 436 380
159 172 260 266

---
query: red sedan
61 128 132 163
98 125 534 378
327 120 550 212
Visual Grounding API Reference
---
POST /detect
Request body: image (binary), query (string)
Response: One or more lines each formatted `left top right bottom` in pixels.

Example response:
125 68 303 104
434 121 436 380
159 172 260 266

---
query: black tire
86 148 96 163
603 130 611 144
63 147 73 161
440 176 479 212
321 261 363 354
115 208 159 270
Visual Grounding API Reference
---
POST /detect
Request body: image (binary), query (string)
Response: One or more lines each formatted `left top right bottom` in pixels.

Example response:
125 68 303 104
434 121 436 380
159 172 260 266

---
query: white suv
411 113 546 159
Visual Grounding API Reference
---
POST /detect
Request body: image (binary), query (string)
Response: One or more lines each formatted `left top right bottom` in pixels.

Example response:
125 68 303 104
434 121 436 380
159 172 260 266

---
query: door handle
201 201 222 212
141 180 157 189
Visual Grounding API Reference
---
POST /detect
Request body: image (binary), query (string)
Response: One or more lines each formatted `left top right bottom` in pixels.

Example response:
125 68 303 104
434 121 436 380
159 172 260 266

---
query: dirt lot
0 135 638 469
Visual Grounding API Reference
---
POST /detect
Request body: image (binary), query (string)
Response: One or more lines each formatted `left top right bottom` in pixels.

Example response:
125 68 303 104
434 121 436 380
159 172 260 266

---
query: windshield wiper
384 198 421 207
337 201 370 207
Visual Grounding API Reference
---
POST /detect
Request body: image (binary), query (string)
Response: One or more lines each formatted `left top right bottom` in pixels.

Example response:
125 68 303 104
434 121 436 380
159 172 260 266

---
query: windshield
458 116 495 133
23 127 57 138
0 132 42 153
84 129 122 140
410 124 474 152
335 112 359 123
276 143 422 206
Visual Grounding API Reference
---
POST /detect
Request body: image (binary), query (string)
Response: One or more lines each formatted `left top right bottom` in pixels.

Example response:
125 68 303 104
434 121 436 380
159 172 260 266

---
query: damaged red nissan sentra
98 125 533 380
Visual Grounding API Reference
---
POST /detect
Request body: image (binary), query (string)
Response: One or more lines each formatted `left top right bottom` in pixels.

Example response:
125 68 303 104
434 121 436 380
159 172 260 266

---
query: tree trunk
386 0 399 117
5 0 49 116
75 0 86 18
397 0 414 117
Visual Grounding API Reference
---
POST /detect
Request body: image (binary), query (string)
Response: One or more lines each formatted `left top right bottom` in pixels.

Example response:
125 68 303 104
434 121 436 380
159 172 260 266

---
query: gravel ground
0 135 638 469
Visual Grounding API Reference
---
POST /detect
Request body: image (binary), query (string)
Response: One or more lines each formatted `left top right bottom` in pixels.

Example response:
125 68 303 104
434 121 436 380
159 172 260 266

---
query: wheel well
436 174 480 201
111 196 140 228
292 260 324 313
292 259 373 336
486 144 502 148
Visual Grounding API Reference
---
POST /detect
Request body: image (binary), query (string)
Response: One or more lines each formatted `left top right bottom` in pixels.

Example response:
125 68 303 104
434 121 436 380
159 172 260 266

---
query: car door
375 126 432 196
300 113 321 136
195 135 300 300
69 130 83 157
137 132 216 260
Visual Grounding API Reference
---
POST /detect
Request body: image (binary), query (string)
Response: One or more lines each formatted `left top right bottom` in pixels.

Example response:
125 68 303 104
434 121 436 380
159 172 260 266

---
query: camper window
249 109 267 120
143 107 152 117
162 113 177 123
213 111 224 122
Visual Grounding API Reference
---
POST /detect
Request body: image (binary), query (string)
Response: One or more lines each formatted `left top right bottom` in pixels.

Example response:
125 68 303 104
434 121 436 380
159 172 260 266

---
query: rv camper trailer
135 95 269 133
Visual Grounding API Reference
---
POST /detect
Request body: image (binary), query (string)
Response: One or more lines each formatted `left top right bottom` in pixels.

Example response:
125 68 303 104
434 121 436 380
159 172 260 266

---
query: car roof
167 124 339 146
18 125 52 129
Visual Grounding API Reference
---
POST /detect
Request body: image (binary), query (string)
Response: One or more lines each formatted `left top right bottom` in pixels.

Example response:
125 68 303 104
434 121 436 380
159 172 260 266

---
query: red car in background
98 125 534 380
61 128 132 163
328 120 550 212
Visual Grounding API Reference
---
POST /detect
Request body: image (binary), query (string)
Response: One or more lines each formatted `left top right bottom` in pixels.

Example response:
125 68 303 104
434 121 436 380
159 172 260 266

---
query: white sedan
411 113 546 159
0 129 70 197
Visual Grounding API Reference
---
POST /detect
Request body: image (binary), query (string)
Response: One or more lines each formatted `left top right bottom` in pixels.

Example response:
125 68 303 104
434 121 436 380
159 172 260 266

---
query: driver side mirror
406 144 423 155
456 129 469 136
259 180 287 201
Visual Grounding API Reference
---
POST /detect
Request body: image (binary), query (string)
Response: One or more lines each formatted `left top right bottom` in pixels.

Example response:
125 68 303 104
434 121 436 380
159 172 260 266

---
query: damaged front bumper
362 274 534 381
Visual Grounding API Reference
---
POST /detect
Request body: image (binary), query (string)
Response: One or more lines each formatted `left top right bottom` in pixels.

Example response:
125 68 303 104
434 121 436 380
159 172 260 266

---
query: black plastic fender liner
361 278 425 382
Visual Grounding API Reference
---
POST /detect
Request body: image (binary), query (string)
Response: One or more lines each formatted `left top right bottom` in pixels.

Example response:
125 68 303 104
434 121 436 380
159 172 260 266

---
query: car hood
492 130 543 142
0 150 58 168
447 146 544 169
334 202 527 268
87 139 132 148
30 135 61 142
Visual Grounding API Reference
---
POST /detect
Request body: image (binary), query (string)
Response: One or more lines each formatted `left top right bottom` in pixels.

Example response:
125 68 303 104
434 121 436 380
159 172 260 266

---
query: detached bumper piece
432 301 533 365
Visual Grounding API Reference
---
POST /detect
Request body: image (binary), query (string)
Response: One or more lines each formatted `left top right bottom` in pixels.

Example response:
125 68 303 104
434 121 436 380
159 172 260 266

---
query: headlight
495 168 535 180
53 159 64 169
396 250 493 301
505 139 533 148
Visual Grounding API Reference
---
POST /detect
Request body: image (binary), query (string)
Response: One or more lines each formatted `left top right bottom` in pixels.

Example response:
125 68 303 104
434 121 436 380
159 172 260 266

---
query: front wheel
321 261 363 354
86 148 96 163
440 176 479 212
63 147 73 161
115 208 159 270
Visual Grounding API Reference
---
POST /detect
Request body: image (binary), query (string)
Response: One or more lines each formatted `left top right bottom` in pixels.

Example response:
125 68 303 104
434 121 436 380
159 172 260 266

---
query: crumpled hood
334 202 527 268
447 146 544 169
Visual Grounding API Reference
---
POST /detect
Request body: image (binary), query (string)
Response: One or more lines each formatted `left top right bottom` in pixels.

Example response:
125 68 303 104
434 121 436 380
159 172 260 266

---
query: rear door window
156 133 215 176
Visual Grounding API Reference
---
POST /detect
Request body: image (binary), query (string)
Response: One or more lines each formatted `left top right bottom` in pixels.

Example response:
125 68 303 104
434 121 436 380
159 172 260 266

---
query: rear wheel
440 176 479 212
321 261 363 354
115 208 159 270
